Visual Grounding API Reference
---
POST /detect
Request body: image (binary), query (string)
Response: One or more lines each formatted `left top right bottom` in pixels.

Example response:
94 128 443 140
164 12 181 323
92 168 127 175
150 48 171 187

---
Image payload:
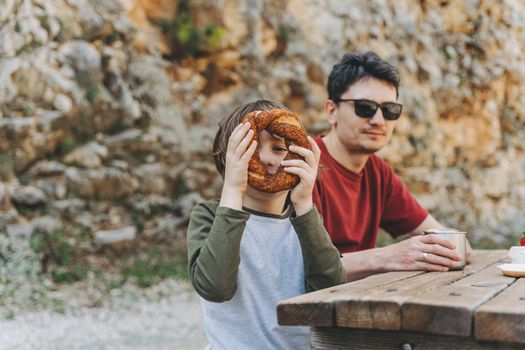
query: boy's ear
325 100 338 126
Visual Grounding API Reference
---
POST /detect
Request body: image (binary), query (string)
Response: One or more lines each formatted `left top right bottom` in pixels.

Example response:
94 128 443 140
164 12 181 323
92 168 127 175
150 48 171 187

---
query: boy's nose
260 154 277 167
259 151 279 173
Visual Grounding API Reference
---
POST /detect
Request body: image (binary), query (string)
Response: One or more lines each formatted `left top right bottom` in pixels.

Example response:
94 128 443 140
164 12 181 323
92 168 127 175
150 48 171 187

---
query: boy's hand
219 122 257 210
281 136 320 216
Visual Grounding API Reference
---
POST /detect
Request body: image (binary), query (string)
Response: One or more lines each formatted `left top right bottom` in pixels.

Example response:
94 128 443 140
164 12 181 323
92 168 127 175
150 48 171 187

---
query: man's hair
327 51 400 102
212 100 289 178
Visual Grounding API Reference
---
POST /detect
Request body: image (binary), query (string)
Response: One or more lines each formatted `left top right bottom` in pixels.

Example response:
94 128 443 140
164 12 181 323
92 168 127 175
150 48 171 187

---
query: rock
62 142 109 168
127 59 172 106
28 160 67 177
143 214 185 240
0 110 67 171
53 93 73 112
0 58 23 103
103 129 143 146
176 192 204 219
50 198 87 216
0 182 12 211
10 186 46 206
132 194 174 216
140 0 178 22
67 0 111 39
75 211 94 228
0 0 16 23
94 225 136 246
124 0 170 54
13 64 47 101
31 216 63 234
133 163 166 195
59 41 102 85
65 166 138 198
6 223 33 238
35 177 68 200
0 209 18 230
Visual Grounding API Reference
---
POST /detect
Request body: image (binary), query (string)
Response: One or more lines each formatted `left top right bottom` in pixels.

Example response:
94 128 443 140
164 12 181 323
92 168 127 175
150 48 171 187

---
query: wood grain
310 327 524 350
402 257 513 336
277 271 423 326
335 249 508 330
475 278 525 344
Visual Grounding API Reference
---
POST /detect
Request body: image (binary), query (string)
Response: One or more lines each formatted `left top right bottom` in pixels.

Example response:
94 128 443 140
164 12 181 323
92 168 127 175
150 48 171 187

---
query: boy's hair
212 100 289 177
327 51 400 103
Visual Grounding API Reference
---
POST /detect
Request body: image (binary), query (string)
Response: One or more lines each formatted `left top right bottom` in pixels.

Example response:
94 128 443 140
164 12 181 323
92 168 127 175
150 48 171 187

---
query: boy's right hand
219 122 257 210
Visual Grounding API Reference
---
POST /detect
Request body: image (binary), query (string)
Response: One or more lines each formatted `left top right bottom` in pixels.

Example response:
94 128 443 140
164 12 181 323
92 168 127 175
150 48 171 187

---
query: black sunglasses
336 99 403 121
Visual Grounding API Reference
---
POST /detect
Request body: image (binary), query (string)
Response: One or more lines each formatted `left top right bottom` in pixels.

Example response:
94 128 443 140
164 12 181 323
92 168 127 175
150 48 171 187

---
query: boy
187 100 346 349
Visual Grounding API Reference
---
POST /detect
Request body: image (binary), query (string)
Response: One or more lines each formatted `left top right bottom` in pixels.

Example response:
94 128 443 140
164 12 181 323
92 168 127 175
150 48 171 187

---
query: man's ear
325 99 338 126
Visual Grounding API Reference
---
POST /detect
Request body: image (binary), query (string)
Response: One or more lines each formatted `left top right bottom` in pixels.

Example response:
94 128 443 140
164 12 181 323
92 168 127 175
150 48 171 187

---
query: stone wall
1 0 524 288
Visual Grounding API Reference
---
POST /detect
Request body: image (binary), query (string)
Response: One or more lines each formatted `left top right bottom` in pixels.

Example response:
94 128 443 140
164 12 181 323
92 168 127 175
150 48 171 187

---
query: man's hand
281 136 320 216
409 214 472 265
382 234 463 272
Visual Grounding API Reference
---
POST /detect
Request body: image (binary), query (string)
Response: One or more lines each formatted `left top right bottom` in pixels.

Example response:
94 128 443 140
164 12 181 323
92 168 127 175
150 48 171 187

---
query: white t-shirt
200 210 309 349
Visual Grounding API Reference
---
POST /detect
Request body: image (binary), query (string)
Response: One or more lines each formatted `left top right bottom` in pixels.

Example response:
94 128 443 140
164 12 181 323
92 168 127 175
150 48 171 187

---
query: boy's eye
273 146 287 152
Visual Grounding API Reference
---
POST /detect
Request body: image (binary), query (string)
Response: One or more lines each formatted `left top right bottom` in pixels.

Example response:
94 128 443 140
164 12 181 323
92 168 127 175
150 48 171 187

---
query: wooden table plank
475 278 525 344
310 327 525 350
335 249 508 330
277 271 424 326
402 253 513 336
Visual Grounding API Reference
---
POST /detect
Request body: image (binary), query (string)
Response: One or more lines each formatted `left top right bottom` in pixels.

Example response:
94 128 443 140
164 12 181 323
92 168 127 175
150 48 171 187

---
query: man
313 51 471 281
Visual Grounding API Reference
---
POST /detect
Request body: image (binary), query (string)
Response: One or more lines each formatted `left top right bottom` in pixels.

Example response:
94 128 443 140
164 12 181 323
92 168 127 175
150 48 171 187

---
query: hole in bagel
242 109 310 193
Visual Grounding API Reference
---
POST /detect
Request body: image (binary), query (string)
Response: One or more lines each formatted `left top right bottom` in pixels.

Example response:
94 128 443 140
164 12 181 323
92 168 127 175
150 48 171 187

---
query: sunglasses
336 99 403 121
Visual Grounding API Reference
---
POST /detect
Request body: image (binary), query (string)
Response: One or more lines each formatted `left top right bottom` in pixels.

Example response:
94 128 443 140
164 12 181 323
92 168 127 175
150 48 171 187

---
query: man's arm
341 214 469 282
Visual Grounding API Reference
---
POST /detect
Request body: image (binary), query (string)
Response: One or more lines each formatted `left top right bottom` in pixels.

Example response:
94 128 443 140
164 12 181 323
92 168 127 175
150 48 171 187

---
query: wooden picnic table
277 250 525 349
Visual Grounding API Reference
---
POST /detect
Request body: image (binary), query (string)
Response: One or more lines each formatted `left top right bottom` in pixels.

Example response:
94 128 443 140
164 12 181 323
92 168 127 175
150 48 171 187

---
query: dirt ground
0 280 207 350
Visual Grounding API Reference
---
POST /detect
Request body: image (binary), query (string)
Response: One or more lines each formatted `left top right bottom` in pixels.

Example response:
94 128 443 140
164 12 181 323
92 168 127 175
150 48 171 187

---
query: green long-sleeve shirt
187 199 346 302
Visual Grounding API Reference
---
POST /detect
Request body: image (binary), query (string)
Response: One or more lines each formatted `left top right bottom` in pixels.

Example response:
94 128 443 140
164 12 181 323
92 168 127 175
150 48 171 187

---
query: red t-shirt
313 136 428 254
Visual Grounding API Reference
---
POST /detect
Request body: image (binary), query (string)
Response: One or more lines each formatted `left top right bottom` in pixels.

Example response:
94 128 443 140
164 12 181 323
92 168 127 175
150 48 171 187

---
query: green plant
4 309 15 320
203 25 224 50
137 115 151 130
274 24 292 56
52 265 88 284
104 31 122 45
18 176 30 186
57 137 76 156
29 233 46 253
157 1 225 59
86 82 99 104
31 229 92 285
121 248 188 288
16 40 41 55
52 299 66 314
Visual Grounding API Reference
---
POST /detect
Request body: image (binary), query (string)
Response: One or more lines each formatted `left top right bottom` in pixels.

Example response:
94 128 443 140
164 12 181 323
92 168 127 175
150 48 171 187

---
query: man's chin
357 144 385 154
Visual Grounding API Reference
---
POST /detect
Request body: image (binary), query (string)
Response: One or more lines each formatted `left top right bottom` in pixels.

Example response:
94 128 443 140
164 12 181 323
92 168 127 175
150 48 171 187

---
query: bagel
242 109 310 193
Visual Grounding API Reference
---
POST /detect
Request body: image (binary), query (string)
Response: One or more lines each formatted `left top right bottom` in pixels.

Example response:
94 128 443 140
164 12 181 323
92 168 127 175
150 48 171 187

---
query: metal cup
423 229 467 271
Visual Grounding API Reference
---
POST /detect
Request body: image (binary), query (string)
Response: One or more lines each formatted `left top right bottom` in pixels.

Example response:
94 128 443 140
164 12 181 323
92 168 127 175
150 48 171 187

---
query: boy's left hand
281 136 320 216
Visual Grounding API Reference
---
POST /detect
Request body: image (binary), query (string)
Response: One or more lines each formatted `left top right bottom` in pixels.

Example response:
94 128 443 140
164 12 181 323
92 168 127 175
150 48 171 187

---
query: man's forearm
341 247 390 282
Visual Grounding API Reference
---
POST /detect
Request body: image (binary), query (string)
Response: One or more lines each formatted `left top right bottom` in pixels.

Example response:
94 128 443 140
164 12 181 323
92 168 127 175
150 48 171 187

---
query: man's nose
369 108 386 125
